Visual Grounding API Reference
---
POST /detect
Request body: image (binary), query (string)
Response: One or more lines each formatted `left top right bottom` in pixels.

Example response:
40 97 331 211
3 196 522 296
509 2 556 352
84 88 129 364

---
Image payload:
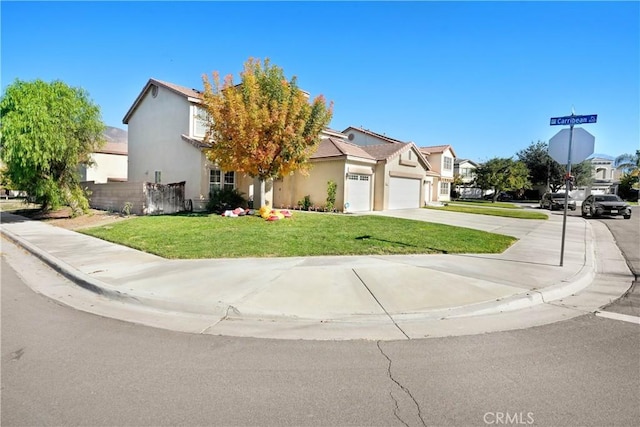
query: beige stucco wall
273 160 347 210
82 153 128 183
127 85 207 202
374 147 428 210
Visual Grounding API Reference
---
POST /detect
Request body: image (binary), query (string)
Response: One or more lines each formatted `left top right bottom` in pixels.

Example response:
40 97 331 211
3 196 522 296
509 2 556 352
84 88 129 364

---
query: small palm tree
614 150 640 176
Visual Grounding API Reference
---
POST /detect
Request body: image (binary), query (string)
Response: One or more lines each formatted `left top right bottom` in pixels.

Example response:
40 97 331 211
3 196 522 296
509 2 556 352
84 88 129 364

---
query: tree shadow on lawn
355 234 449 254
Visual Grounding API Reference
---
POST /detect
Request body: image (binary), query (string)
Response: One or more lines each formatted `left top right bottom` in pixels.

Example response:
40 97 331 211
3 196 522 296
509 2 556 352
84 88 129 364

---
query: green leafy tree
0 79 105 214
570 160 594 188
474 157 531 202
617 173 639 200
201 58 333 207
517 141 593 192
517 140 564 191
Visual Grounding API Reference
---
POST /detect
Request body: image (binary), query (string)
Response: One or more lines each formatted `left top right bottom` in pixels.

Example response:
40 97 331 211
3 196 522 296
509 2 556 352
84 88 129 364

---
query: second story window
193 106 209 138
444 157 453 171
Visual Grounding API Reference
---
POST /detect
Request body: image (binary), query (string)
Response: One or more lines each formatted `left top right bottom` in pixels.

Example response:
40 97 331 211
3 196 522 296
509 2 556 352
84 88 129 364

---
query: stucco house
453 158 481 199
273 131 434 212
80 126 128 183
122 78 453 212
418 145 456 203
343 127 454 204
122 78 261 210
588 154 621 194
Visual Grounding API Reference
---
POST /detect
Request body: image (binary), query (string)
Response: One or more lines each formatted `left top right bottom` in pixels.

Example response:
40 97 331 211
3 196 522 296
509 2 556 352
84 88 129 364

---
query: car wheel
581 209 588 218
624 215 631 219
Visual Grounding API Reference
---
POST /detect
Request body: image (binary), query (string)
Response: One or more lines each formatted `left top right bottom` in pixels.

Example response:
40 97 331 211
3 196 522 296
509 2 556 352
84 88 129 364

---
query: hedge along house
272 130 434 212
122 78 257 210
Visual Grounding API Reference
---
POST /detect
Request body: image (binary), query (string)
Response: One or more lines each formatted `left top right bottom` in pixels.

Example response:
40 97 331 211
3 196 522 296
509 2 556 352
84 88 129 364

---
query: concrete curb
446 220 597 318
1 227 229 319
1 218 597 324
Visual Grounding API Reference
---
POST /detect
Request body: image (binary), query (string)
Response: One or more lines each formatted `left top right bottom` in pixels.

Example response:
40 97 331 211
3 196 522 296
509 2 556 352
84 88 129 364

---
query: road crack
377 341 427 427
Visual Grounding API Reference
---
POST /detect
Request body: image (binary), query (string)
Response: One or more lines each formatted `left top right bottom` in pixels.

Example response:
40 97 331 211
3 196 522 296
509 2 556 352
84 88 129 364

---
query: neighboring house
273 133 433 212
418 145 457 203
453 158 481 198
122 78 257 210
80 126 128 183
585 154 622 195
342 127 448 205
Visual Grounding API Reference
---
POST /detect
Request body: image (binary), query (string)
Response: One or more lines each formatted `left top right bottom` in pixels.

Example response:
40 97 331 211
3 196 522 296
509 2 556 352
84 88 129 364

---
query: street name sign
550 115 597 126
548 127 595 164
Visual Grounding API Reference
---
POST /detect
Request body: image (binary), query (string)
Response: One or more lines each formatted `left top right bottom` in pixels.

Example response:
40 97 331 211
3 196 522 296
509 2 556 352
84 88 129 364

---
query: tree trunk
252 178 272 208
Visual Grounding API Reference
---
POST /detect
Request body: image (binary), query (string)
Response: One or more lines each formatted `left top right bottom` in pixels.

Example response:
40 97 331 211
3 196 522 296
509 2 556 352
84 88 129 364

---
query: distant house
587 155 622 195
453 158 480 198
79 126 128 183
418 145 457 203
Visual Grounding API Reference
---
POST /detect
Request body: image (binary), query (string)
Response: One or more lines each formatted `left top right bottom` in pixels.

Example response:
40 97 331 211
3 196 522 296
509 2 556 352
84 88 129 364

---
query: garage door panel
389 177 420 209
346 174 371 212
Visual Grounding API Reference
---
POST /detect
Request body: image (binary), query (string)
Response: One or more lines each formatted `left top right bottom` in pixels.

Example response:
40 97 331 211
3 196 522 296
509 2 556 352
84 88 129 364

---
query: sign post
549 113 597 266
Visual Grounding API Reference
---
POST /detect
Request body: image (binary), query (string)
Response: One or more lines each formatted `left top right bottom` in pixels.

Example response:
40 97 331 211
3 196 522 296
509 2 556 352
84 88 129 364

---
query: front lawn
448 200 523 209
425 205 548 219
81 211 517 259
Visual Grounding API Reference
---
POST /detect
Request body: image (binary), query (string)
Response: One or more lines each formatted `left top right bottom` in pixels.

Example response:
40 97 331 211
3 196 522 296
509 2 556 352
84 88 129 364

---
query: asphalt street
2 243 639 427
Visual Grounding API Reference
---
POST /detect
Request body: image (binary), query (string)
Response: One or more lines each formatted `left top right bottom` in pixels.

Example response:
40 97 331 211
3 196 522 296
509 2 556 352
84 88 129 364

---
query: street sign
548 127 595 164
550 115 597 126
549 111 598 267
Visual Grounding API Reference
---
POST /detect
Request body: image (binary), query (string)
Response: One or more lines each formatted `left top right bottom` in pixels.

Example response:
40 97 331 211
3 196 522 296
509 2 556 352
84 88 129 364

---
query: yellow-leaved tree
201 58 333 207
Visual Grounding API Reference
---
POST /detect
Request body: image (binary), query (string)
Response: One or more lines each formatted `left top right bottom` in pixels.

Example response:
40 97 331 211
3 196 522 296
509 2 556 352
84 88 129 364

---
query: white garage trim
345 173 372 212
389 177 421 209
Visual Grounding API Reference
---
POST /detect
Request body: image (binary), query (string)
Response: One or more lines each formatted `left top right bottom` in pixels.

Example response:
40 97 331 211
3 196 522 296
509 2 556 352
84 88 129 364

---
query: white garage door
389 177 421 209
346 174 371 212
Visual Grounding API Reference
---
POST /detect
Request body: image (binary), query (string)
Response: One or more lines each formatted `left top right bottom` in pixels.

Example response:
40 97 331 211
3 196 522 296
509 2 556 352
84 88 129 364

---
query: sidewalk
1 209 634 340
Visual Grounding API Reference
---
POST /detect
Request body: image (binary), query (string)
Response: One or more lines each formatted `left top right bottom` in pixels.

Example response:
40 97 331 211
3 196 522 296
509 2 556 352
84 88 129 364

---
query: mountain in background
99 126 128 154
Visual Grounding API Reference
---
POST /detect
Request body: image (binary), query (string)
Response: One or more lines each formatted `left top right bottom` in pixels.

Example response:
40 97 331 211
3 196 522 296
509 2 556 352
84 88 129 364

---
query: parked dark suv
540 192 576 211
581 194 631 219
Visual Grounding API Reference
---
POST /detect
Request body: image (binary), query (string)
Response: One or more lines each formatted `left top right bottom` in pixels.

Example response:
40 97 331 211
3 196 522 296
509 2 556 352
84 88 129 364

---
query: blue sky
2 1 638 163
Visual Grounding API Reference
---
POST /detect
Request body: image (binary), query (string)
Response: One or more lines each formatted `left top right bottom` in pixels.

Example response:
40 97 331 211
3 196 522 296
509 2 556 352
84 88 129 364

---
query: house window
154 171 161 184
440 181 449 195
193 106 209 138
461 167 474 178
443 157 453 171
209 169 235 194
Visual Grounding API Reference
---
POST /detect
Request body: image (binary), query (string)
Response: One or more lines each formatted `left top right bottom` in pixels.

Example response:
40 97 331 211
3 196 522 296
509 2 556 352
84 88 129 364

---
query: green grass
80 211 517 259
425 204 548 219
448 200 523 209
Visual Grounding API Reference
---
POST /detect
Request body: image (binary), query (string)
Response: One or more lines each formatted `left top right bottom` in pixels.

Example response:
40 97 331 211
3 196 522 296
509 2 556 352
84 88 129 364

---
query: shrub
326 180 337 212
206 188 248 213
298 195 312 210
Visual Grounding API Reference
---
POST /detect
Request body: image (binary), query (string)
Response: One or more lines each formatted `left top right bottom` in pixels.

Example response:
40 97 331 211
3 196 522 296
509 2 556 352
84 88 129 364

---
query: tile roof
96 141 127 155
152 78 204 99
361 142 434 171
360 143 407 160
123 78 203 124
420 144 457 158
311 138 375 160
181 134 212 149
342 126 407 144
